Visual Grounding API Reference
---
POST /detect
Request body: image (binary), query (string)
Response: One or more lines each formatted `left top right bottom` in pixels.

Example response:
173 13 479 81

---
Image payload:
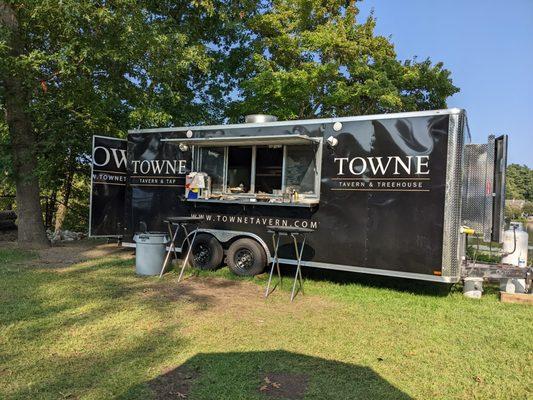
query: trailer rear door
89 135 127 237
491 135 507 242
461 134 508 242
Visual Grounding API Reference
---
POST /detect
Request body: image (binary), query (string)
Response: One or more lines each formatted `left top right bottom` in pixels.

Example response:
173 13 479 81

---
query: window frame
197 146 227 193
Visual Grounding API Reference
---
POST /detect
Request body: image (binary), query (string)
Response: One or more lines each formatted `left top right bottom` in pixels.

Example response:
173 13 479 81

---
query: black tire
226 238 267 276
190 234 224 270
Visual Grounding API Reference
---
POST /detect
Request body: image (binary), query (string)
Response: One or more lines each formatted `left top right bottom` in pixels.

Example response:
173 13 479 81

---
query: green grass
0 247 532 400
0 247 36 264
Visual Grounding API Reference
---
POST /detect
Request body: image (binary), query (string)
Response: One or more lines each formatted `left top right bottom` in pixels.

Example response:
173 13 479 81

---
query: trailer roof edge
128 108 465 134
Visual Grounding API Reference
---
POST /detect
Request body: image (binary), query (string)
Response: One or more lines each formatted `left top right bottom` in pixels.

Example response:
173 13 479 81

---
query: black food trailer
89 108 508 284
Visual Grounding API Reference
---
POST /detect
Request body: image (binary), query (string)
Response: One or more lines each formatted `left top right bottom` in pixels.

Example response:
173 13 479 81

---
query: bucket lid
133 232 169 244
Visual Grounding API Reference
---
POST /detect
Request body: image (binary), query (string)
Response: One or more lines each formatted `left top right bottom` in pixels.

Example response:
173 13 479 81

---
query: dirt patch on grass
40 241 132 266
3 238 331 314
259 373 309 399
148 365 199 400
147 367 310 400
142 273 333 318
145 275 253 302
0 239 133 267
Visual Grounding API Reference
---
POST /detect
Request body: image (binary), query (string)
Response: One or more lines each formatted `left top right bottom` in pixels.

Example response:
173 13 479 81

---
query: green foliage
466 245 500 264
228 0 459 120
505 164 533 201
523 201 533 216
0 117 13 198
60 174 92 231
0 1 255 229
1 0 460 233
504 202 524 220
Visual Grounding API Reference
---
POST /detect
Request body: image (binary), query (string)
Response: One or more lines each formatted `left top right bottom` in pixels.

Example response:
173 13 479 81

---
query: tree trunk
1 3 49 248
54 159 75 234
5 87 49 247
45 190 57 229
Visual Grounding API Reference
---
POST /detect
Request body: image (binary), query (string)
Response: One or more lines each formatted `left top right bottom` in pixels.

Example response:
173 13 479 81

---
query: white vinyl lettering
178 159 187 174
334 155 429 176
416 156 430 174
348 157 366 175
93 146 110 167
110 148 127 170
131 159 187 175
393 156 412 175
150 160 164 174
140 160 150 174
368 157 393 175
165 160 176 174
334 158 349 175
131 160 140 174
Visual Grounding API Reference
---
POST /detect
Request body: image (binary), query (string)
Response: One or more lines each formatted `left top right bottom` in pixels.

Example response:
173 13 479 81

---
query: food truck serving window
181 135 321 205
197 144 319 196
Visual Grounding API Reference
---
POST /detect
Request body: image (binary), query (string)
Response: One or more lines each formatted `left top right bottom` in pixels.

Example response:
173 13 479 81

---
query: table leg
297 236 306 295
160 224 181 278
166 221 179 262
178 226 199 282
290 234 306 301
276 239 282 287
265 233 281 297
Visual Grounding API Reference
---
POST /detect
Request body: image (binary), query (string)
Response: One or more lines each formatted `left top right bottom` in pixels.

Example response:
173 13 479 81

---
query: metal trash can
133 233 169 276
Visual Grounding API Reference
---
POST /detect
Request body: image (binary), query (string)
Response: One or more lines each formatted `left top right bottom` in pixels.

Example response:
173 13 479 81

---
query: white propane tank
502 223 529 267
500 223 529 293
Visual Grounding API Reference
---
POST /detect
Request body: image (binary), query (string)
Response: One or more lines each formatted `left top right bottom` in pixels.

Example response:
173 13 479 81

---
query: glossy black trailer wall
90 136 127 236
124 131 191 236
124 114 451 277
322 115 448 274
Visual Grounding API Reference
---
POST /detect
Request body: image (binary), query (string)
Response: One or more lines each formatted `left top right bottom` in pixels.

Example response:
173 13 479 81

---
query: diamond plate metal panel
441 112 465 279
461 136 495 242
462 144 488 231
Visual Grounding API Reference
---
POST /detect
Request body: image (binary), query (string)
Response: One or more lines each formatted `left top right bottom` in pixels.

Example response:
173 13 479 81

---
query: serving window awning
161 134 321 147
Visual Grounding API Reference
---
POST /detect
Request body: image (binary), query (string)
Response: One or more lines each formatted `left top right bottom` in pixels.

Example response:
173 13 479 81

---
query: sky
357 0 533 167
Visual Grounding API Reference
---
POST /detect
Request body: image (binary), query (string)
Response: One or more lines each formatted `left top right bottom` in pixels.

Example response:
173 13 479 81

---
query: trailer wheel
226 238 267 276
190 234 224 270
